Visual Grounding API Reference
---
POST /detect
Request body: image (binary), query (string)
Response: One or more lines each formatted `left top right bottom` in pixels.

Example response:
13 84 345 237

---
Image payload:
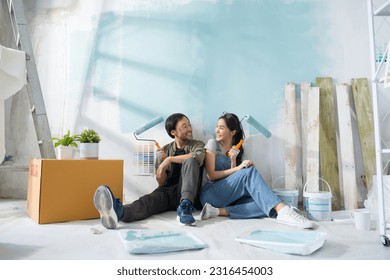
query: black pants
121 158 201 222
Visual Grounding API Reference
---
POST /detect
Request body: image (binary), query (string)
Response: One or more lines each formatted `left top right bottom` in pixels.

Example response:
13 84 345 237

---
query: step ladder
0 0 55 176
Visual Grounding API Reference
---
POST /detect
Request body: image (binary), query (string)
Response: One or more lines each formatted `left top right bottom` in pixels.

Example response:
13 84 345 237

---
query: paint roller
133 115 164 148
243 114 272 138
227 115 270 156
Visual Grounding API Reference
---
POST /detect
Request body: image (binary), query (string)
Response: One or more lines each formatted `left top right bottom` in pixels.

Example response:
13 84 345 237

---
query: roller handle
228 139 244 157
235 139 244 149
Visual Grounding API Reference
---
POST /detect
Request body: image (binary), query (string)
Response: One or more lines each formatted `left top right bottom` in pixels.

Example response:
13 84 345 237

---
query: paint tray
236 229 327 255
118 229 208 254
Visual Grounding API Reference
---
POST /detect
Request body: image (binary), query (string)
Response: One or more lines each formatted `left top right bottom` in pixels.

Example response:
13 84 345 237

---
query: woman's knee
240 165 257 176
246 165 262 176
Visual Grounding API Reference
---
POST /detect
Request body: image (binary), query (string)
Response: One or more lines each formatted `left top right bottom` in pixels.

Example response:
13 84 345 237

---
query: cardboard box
27 159 123 224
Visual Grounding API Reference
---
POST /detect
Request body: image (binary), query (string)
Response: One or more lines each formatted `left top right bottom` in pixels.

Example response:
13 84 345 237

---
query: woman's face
215 118 235 142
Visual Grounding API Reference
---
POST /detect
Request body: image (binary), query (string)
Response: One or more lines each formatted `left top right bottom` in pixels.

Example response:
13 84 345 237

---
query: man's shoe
93 185 124 229
200 203 219 220
276 205 314 229
176 199 196 226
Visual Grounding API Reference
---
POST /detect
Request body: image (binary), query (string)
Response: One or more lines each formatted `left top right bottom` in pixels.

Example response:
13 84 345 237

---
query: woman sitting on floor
199 112 313 229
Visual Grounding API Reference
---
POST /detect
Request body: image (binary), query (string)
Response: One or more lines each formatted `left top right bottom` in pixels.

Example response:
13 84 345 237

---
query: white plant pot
57 146 75 159
79 143 99 159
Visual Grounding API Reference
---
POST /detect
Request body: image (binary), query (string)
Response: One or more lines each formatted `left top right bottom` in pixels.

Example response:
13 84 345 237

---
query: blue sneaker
176 199 196 226
93 185 124 229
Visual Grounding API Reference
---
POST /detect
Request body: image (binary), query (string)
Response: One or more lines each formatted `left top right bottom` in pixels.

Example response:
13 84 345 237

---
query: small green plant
49 130 78 148
77 129 101 143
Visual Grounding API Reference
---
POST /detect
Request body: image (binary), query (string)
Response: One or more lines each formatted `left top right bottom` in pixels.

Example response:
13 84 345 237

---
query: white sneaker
276 206 314 229
200 203 219 220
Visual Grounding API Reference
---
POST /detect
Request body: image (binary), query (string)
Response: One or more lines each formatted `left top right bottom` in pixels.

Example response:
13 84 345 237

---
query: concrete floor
2 198 390 280
1 198 390 260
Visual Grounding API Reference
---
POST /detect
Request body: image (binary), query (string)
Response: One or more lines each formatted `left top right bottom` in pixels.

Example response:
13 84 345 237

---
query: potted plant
49 130 78 159
76 128 101 159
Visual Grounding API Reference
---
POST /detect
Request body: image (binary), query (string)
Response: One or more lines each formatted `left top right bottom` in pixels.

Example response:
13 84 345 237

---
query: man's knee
181 158 200 180
182 157 199 170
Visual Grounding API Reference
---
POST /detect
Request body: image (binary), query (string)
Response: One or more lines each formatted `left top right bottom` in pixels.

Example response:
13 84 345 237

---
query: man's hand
156 148 167 162
156 156 171 186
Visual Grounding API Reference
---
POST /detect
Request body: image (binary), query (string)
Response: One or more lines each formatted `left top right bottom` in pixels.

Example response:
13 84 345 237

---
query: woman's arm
228 146 240 168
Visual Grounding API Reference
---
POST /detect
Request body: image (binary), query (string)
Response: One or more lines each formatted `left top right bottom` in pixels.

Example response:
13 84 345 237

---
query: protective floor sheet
119 229 207 254
236 229 327 255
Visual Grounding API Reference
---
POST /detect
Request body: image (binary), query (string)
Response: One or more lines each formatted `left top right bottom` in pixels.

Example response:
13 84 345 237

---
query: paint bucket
272 176 299 209
303 178 332 221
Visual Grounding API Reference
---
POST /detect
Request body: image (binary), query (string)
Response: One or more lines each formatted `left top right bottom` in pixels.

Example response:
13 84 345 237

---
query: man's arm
154 140 205 187
156 165 168 186
155 154 193 186
187 140 205 166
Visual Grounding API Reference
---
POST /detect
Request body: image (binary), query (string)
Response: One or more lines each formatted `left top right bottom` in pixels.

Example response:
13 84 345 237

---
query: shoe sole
176 215 196 226
93 186 118 229
274 219 314 229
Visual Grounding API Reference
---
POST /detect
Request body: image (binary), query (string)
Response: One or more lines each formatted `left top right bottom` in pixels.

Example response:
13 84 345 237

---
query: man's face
171 117 193 142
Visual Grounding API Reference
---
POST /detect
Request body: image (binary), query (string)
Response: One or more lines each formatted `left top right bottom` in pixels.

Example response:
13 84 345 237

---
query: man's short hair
165 113 188 138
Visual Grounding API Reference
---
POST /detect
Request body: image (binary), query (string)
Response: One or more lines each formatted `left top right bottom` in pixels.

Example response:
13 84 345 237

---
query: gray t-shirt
204 139 222 155
201 139 225 186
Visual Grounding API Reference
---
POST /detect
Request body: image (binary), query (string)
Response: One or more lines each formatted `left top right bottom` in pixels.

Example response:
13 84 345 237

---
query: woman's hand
239 159 254 169
228 146 240 159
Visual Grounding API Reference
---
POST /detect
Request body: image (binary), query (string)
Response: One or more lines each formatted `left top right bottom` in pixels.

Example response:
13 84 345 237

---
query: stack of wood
283 78 375 211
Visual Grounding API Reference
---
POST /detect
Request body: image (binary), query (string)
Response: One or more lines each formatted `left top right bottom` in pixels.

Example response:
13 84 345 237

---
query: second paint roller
244 115 272 138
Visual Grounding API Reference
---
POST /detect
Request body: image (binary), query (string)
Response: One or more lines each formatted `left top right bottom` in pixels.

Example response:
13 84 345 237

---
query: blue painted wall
79 0 327 136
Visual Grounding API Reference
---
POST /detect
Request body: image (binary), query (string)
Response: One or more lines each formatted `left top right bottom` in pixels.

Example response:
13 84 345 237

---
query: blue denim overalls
200 139 280 219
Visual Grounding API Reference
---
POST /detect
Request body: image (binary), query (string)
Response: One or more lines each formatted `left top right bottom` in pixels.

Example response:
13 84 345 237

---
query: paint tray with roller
118 229 208 254
236 229 327 255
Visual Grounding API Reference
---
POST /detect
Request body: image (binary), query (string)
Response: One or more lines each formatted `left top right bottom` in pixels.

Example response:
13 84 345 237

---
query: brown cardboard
27 159 123 224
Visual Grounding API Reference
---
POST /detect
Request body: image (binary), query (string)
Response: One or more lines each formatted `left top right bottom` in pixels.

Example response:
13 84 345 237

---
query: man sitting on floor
93 113 205 229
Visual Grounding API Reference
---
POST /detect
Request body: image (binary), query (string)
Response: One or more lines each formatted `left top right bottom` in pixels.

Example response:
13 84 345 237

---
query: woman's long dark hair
219 112 245 164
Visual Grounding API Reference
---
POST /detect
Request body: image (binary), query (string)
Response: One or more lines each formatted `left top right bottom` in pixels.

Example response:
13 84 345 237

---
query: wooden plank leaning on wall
305 86 321 192
336 83 358 210
316 77 342 211
300 82 310 187
351 78 376 192
285 83 298 190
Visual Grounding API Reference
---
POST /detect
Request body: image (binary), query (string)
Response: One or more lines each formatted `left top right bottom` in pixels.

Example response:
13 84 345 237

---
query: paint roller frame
133 115 164 149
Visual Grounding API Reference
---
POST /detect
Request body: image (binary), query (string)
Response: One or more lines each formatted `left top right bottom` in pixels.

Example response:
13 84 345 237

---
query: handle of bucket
303 177 331 193
272 176 299 191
